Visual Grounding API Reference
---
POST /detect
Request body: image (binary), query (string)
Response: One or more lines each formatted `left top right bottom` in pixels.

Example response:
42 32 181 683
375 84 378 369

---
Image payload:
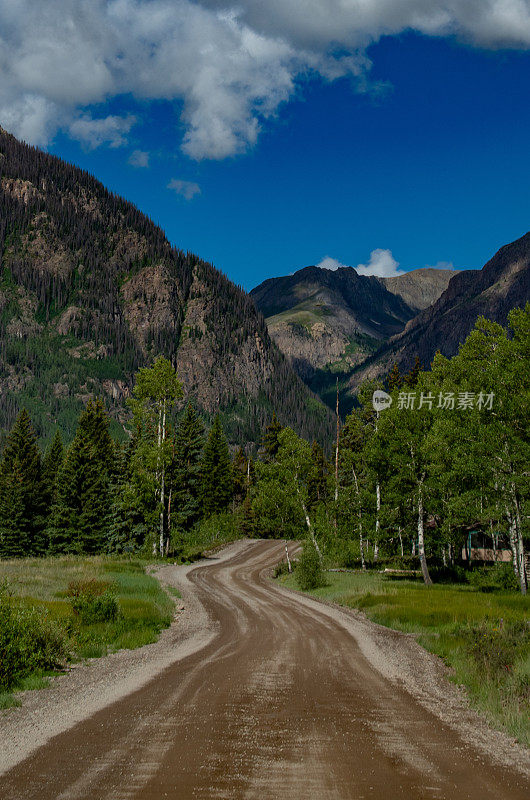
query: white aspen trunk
374 481 381 561
398 528 404 558
285 542 292 573
166 488 172 557
412 539 416 556
417 477 432 586
159 469 165 557
512 488 527 595
158 400 167 557
506 508 520 579
301 499 322 559
352 467 365 570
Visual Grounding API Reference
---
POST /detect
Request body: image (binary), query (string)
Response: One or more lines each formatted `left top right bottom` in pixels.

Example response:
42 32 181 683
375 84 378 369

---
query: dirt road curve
1 540 529 799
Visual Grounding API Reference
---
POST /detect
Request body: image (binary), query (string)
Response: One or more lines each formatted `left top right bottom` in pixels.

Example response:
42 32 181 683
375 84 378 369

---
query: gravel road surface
1 539 529 799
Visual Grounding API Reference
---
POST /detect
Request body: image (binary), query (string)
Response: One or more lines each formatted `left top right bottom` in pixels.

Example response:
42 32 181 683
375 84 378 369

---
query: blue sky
3 2 530 290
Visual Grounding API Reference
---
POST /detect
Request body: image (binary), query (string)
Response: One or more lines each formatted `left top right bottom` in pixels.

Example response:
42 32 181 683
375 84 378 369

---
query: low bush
0 587 69 691
67 579 119 624
296 541 326 590
467 564 519 592
273 559 296 578
461 620 530 680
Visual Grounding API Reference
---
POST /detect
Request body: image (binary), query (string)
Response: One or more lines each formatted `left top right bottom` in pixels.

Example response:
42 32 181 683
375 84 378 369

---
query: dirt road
1 540 529 799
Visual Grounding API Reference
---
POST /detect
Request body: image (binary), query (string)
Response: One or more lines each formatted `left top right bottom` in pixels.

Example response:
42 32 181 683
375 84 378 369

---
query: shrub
273 559 296 578
67 579 119 624
0 588 69 691
461 620 530 680
468 564 519 592
296 541 325 590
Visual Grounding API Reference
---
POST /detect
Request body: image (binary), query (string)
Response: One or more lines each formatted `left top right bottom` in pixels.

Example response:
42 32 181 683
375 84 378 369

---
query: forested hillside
0 127 332 446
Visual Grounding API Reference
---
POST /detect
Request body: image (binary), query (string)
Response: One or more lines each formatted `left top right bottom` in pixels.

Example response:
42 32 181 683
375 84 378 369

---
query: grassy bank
0 555 175 708
277 569 530 746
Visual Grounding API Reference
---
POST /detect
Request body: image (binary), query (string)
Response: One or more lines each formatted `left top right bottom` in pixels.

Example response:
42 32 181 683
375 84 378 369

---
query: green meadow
0 556 175 708
278 569 530 746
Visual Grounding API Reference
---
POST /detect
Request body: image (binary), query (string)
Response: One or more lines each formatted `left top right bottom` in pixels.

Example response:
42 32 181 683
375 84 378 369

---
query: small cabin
461 531 512 563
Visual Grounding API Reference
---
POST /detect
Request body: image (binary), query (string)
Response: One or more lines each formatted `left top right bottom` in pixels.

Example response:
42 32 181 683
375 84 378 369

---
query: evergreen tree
172 403 205 531
387 363 402 391
47 404 112 554
261 412 283 460
0 409 47 557
232 446 249 503
42 430 64 509
201 416 233 517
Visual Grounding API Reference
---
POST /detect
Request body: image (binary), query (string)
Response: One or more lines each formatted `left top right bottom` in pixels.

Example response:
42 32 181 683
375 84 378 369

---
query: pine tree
0 409 47 557
42 430 64 509
172 403 205 530
232 446 249 503
261 412 283 460
404 356 422 387
387 363 402 391
201 416 233 517
47 404 112 554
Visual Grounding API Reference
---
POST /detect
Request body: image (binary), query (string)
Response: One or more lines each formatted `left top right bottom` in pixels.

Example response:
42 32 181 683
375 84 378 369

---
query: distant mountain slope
250 265 416 381
350 233 530 389
379 267 456 312
0 127 333 445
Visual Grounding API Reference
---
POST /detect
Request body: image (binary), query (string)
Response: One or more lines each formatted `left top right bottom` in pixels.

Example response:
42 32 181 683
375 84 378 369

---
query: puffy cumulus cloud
355 249 403 278
316 256 348 271
69 114 136 149
167 178 201 200
128 149 150 168
2 1 530 159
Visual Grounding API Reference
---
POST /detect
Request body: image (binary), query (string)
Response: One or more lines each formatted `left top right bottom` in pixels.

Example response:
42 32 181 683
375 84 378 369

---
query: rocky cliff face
349 233 530 389
0 128 332 445
379 267 456 312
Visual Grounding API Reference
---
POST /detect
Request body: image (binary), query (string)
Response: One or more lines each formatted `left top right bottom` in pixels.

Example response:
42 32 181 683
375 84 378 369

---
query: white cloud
355 249 403 278
128 149 150 168
167 178 201 200
69 114 136 149
316 256 347 271
425 260 455 270
2 1 530 159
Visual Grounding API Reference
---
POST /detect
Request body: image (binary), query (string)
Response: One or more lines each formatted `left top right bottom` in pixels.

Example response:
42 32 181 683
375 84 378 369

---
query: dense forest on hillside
0 127 333 448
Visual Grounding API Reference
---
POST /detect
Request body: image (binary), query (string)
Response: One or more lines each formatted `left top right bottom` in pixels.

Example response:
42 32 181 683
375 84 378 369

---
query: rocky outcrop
379 268 456 312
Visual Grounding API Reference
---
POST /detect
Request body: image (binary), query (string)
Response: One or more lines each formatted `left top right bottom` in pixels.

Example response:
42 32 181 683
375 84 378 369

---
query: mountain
0 127 333 446
379 267 456 312
250 266 417 382
350 233 530 389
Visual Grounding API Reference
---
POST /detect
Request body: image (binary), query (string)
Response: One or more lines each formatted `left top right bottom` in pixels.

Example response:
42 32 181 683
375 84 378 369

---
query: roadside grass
0 555 175 703
278 569 530 746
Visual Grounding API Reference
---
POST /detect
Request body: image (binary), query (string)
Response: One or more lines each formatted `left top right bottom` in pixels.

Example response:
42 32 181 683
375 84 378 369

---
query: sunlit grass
0 555 175 692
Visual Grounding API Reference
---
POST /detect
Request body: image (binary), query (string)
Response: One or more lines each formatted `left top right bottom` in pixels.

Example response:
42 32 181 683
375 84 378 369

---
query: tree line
0 306 528 595
0 357 235 558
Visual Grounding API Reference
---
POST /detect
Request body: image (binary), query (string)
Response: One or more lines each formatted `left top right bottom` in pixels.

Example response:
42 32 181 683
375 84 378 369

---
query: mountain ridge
0 128 333 445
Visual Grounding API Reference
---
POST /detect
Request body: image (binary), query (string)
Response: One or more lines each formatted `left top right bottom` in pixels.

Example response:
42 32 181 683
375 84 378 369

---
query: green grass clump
0 556 176 692
278 569 530 745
